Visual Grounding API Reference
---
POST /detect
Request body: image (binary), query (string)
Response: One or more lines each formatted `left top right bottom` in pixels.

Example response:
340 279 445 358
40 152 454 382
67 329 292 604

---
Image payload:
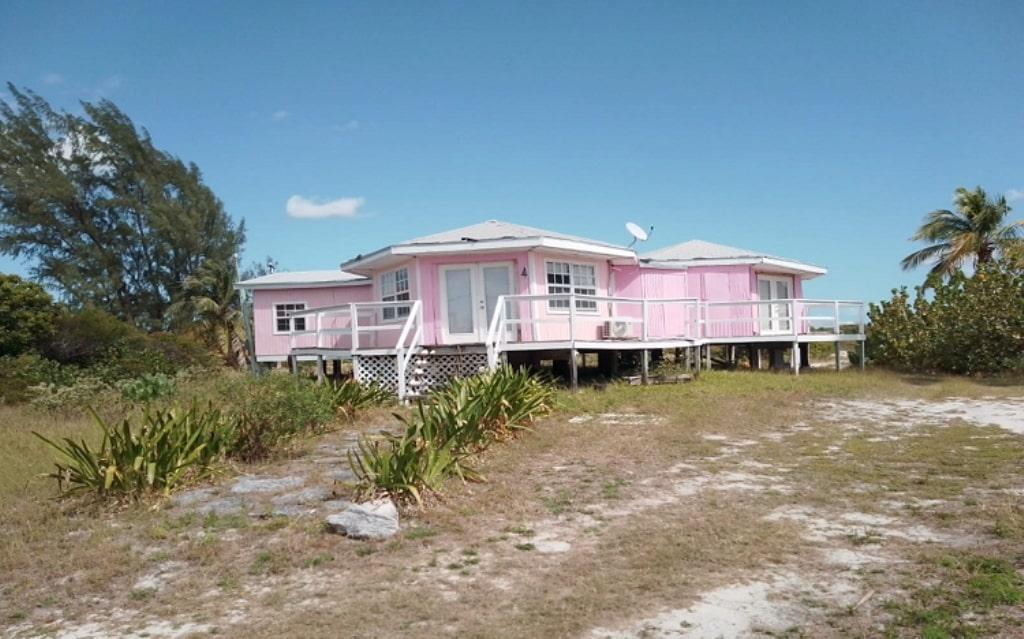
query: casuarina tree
0 85 244 329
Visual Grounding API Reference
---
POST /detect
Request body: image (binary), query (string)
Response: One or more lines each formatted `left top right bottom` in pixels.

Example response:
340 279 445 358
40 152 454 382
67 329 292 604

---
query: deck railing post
316 312 323 348
568 294 576 343
833 301 840 335
350 303 359 352
790 300 797 335
641 298 649 341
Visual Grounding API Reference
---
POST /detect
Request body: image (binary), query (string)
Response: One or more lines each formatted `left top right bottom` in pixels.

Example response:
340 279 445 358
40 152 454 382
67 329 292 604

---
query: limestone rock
230 475 303 494
325 499 399 540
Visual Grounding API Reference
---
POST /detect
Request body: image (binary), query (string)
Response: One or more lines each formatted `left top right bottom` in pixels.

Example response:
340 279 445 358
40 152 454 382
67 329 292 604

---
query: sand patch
818 397 1024 435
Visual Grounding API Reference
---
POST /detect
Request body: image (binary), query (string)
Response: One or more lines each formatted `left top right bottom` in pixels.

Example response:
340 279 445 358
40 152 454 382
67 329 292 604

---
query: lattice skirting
353 350 490 395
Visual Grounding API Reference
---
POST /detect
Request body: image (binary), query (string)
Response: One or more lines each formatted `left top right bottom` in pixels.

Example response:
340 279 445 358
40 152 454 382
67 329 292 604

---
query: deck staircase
404 347 433 400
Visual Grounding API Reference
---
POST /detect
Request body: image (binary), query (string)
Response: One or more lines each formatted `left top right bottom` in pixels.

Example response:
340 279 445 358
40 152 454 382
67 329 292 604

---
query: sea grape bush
867 261 1024 374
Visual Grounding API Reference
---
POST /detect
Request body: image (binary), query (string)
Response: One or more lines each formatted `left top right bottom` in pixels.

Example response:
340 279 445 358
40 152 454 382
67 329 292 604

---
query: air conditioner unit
604 319 632 340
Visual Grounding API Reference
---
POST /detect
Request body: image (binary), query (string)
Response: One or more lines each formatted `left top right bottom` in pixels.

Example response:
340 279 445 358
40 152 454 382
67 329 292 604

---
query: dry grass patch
3 369 1024 637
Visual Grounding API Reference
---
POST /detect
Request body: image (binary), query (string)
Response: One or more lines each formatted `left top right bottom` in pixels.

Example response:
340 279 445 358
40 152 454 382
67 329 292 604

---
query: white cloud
271 110 290 121
42 73 64 85
286 195 364 219
332 120 360 133
1005 188 1024 202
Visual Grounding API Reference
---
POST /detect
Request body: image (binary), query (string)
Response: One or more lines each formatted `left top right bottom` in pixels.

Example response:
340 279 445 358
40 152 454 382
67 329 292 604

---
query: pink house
237 220 864 396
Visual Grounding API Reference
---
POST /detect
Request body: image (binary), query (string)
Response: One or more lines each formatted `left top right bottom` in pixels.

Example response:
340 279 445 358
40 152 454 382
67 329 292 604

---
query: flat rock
325 499 399 540
192 496 249 515
272 504 319 518
230 475 304 494
322 499 355 512
271 487 331 506
171 487 218 507
325 468 357 482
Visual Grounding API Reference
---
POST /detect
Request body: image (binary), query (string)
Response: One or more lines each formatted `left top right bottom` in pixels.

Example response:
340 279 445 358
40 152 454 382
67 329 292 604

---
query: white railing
485 294 865 368
286 300 424 397
286 300 422 353
701 298 865 338
485 293 702 368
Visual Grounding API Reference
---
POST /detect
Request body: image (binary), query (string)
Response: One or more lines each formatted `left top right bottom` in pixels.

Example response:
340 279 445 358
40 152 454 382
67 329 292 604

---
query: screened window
381 267 411 321
274 303 306 333
545 261 597 311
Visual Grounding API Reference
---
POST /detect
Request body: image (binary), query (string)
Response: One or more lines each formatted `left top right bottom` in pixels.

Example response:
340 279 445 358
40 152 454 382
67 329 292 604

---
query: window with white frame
274 303 306 333
380 267 411 321
545 261 598 311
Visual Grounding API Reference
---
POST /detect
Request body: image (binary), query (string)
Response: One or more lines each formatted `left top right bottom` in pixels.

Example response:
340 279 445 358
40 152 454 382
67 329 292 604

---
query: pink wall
252 257 814 358
415 252 533 345
608 265 692 339
527 251 613 341
252 285 372 359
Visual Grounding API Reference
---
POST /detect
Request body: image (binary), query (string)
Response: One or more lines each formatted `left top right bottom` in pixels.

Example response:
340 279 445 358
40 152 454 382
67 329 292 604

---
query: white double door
439 262 514 343
757 275 793 334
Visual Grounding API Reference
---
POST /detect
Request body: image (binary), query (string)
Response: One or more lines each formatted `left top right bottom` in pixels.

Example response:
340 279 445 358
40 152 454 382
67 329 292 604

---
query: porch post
705 344 712 371
641 350 650 385
791 341 800 376
859 340 866 371
350 303 360 352
834 342 841 371
315 354 324 384
569 349 579 392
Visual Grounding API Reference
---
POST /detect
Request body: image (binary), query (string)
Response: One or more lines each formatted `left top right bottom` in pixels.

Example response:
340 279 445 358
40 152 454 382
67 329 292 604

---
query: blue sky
1 1 1022 302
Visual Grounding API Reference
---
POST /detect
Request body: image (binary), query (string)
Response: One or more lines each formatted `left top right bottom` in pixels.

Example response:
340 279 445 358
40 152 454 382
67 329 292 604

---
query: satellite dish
625 222 652 247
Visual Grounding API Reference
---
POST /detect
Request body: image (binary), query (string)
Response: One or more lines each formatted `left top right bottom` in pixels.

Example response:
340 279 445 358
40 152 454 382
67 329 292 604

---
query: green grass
884 553 1023 638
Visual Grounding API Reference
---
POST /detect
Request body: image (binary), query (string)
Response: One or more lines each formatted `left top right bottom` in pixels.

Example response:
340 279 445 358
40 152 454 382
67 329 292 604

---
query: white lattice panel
354 351 490 395
413 352 489 390
353 355 399 391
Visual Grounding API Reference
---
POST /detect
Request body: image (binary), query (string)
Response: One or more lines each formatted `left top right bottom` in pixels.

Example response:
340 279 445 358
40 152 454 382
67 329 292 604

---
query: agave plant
322 379 393 419
347 365 553 504
35 403 235 498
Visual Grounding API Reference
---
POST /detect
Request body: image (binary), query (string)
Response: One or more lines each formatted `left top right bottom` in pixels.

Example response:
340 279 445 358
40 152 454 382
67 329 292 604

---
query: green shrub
434 366 555 444
28 377 117 412
348 404 477 505
42 306 137 367
0 274 57 357
41 306 211 381
35 404 235 498
120 373 177 403
867 261 1024 374
225 374 336 462
320 379 393 419
0 352 78 403
349 366 554 504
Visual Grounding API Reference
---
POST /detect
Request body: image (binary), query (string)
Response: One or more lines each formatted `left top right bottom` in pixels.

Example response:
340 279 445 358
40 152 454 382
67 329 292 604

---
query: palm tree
901 186 1022 278
170 260 242 366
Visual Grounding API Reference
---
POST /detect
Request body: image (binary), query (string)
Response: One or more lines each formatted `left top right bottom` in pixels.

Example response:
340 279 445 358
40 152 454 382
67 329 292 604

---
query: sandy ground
5 390 1024 638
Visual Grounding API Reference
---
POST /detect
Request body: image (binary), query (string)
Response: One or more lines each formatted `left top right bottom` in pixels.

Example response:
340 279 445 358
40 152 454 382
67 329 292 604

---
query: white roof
342 219 635 271
405 219 625 249
642 239 826 277
236 269 368 290
643 239 766 261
